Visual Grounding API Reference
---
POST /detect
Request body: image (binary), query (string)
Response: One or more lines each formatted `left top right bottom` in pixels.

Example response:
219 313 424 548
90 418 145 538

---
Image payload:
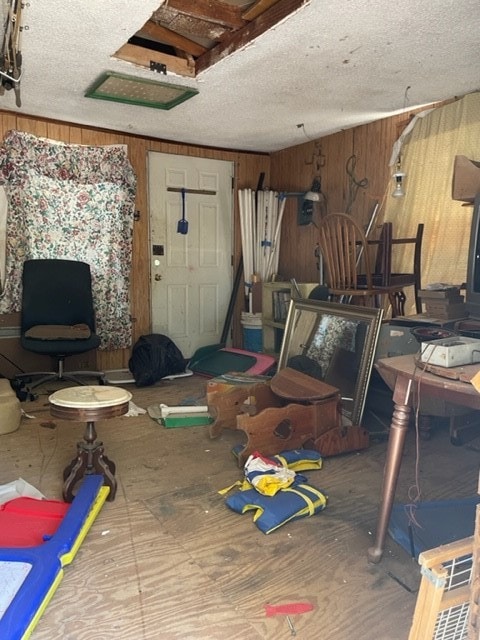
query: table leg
63 453 88 502
368 374 413 563
62 420 117 502
90 446 117 501
62 442 117 502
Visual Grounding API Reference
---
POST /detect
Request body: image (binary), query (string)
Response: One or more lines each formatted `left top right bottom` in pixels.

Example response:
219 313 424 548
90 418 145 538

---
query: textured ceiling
2 0 480 152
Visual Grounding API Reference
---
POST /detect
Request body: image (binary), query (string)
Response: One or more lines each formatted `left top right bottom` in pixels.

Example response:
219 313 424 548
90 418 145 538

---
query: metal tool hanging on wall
167 186 217 235
177 187 188 234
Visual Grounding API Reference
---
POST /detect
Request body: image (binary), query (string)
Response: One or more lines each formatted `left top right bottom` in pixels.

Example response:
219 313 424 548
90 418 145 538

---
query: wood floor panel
144 479 416 639
31 501 262 640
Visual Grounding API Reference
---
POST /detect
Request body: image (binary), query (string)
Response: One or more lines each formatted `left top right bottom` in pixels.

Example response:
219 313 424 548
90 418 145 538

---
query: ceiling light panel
85 72 198 110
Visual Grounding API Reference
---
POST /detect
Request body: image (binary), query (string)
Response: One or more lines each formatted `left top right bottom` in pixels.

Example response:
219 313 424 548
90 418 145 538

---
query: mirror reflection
278 299 383 425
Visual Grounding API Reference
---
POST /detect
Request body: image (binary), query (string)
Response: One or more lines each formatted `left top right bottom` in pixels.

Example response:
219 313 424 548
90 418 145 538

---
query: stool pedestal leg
62 420 117 502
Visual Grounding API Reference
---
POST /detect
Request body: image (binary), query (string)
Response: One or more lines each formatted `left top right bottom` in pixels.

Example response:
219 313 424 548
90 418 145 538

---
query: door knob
155 273 162 281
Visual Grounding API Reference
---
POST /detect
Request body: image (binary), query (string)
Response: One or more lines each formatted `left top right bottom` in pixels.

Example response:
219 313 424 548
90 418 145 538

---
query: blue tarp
388 495 480 559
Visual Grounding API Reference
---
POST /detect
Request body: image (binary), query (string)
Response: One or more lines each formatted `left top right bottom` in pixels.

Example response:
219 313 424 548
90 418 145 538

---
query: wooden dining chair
317 212 413 316
374 222 424 314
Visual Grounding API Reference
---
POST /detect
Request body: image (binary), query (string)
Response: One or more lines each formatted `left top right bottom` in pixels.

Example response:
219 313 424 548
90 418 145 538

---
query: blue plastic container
241 312 263 353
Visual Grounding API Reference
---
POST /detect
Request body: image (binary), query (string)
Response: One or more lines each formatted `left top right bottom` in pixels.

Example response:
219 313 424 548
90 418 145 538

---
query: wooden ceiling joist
242 0 283 21
139 21 208 57
165 0 245 30
113 43 195 78
195 0 309 74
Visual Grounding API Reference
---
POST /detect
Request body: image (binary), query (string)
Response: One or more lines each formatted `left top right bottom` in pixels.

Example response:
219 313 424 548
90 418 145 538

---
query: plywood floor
1 374 479 640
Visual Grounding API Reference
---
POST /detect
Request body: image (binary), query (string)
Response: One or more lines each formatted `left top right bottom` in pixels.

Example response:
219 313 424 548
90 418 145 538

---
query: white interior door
148 153 233 359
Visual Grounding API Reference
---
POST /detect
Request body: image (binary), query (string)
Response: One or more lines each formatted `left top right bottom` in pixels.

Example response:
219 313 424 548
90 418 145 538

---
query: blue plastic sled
0 475 109 640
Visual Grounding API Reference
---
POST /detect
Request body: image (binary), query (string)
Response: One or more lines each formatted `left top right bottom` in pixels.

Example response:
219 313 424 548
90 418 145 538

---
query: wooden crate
409 537 473 640
469 475 480 638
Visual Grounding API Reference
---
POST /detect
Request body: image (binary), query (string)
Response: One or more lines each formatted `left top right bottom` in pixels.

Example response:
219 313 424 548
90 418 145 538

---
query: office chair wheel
10 378 36 401
13 375 33 386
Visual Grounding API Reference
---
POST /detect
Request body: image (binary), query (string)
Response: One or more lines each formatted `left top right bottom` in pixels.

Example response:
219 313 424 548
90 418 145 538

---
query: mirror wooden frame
278 299 383 426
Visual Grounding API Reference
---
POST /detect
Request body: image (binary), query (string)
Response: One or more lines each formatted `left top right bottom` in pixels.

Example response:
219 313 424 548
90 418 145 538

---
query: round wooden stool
49 385 132 502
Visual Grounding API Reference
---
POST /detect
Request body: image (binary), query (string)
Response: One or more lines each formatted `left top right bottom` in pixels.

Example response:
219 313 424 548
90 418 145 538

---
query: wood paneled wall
0 106 426 373
271 113 412 283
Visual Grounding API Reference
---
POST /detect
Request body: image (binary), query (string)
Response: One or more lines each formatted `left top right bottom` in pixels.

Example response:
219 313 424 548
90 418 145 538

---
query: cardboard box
424 303 466 319
452 155 480 202
419 287 463 301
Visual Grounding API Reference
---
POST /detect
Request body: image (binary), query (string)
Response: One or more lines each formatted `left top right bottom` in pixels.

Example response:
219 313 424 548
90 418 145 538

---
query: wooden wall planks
270 114 407 283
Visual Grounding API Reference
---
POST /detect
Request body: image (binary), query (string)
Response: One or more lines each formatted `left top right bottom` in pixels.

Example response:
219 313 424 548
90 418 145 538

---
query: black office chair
15 258 105 390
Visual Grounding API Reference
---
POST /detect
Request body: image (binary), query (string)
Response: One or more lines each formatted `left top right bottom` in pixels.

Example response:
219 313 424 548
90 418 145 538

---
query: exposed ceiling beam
113 42 195 77
195 0 309 74
139 20 208 57
165 0 245 30
242 0 282 21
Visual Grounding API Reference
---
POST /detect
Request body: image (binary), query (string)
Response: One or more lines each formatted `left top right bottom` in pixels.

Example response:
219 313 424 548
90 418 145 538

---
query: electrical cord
403 341 442 537
0 353 35 400
345 154 368 214
36 418 59 493
0 350 26 373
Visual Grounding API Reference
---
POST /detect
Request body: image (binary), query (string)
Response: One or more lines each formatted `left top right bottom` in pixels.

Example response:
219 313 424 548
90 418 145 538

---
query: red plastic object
0 497 70 547
264 602 314 616
224 349 276 375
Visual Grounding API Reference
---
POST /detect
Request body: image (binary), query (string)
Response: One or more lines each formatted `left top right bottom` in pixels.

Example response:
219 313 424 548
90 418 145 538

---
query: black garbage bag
128 334 186 387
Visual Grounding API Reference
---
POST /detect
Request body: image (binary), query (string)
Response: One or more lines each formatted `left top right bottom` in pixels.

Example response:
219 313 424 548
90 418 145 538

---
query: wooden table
49 385 132 502
367 354 480 563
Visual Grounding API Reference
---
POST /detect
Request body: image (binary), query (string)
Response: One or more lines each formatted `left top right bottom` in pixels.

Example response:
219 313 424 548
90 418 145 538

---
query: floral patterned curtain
0 130 136 350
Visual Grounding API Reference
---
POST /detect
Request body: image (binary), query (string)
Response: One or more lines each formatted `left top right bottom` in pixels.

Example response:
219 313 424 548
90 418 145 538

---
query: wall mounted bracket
150 61 166 74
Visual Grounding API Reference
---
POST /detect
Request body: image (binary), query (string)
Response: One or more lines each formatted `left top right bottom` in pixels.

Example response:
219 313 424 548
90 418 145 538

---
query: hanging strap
181 187 186 221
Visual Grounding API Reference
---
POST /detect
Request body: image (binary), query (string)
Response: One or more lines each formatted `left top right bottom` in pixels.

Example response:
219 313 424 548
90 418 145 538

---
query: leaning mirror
278 299 383 426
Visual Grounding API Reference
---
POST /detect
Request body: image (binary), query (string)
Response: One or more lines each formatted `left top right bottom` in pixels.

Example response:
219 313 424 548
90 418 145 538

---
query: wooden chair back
318 212 375 292
318 214 424 316
374 222 424 313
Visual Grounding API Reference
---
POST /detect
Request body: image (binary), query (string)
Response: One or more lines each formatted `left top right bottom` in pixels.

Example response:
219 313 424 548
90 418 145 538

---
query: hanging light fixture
392 159 406 198
284 178 322 225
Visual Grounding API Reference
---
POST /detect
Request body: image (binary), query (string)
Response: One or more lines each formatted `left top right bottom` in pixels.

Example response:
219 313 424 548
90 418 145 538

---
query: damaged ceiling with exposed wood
1 0 479 152
115 0 306 81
